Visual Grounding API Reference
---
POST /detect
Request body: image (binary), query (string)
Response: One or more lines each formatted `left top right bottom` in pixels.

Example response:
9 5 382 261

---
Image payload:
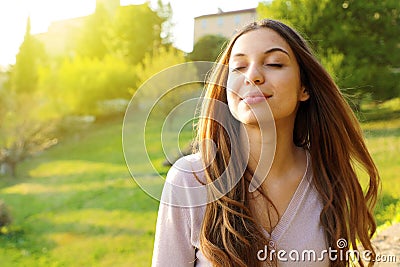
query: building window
202 20 207 29
218 17 224 27
234 15 241 25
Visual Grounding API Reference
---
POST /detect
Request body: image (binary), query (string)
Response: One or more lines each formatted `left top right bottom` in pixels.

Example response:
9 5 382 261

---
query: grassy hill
0 116 161 266
0 99 399 266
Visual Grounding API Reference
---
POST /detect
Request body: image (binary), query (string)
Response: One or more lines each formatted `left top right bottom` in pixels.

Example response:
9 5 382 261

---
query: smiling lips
242 93 272 104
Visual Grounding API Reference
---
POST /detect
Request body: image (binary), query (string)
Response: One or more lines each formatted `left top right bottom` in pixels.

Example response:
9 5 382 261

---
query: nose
244 64 264 85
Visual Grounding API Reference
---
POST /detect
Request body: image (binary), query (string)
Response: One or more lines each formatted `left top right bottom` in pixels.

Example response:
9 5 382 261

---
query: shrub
0 200 12 228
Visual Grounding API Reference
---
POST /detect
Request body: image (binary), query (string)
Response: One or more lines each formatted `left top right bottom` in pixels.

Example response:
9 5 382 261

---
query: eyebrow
232 47 290 58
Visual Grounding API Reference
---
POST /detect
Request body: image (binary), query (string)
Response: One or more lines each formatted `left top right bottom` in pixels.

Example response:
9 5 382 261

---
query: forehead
230 28 293 58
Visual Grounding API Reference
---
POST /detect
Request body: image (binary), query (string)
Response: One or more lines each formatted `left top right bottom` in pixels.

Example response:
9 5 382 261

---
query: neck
240 118 303 185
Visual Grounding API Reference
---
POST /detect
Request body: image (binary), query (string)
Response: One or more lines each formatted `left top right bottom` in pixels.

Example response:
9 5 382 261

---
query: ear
299 86 310 102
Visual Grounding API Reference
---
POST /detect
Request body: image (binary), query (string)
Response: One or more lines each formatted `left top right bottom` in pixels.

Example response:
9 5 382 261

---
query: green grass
358 100 400 227
0 99 399 266
0 116 162 267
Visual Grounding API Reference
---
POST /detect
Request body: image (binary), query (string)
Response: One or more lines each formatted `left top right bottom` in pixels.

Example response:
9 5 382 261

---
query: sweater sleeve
151 158 200 267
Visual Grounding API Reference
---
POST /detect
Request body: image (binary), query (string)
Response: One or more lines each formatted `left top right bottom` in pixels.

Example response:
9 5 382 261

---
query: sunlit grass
358 99 400 227
0 115 161 267
29 160 126 178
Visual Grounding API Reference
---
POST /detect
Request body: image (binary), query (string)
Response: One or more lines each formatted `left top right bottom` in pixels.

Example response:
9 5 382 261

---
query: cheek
226 74 243 113
227 91 240 119
274 72 302 98
226 74 243 94
226 91 237 108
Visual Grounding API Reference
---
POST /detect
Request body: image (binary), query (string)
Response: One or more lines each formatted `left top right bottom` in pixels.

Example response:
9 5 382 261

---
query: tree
38 55 136 117
258 0 400 101
0 18 56 178
135 46 199 119
9 17 46 93
74 3 111 59
0 92 57 178
188 34 228 62
109 3 164 65
155 0 174 45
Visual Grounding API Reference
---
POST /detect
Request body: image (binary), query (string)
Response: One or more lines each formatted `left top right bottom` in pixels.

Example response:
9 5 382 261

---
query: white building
193 8 257 44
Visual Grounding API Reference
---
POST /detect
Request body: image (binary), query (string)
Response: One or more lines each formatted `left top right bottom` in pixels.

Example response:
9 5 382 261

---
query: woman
152 19 380 267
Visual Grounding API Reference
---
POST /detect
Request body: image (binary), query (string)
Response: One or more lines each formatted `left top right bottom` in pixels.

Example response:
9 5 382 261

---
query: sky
0 0 259 68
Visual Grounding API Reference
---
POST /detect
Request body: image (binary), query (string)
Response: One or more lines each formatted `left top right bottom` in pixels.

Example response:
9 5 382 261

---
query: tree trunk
9 162 17 178
2 161 17 178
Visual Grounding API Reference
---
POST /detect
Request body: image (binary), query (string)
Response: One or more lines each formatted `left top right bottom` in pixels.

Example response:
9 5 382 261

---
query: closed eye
266 63 283 67
231 66 246 72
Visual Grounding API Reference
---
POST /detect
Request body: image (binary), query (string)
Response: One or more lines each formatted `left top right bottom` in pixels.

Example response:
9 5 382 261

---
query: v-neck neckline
262 150 311 242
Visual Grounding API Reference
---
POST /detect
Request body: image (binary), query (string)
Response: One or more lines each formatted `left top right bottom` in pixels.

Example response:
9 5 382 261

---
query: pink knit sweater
152 153 329 266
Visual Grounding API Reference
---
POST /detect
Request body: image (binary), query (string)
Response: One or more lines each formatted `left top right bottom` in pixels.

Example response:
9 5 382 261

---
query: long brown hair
195 19 380 267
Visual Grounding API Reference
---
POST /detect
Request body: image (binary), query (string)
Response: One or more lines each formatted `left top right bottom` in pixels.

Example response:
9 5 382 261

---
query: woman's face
226 28 309 126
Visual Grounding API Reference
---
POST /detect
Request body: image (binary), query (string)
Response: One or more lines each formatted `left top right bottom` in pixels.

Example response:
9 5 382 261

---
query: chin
239 109 275 124
239 116 275 127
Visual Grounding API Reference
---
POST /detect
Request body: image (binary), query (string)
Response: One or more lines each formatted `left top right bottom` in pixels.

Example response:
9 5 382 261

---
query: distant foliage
39 55 136 116
0 18 56 178
33 2 174 117
109 4 164 65
75 3 111 59
258 0 400 101
8 17 46 94
188 35 228 62
154 0 174 44
135 46 199 117
135 46 187 88
0 2 175 177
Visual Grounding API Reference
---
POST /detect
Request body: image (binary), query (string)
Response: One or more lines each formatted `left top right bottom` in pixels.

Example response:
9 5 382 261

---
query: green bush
38 55 136 117
0 200 12 228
